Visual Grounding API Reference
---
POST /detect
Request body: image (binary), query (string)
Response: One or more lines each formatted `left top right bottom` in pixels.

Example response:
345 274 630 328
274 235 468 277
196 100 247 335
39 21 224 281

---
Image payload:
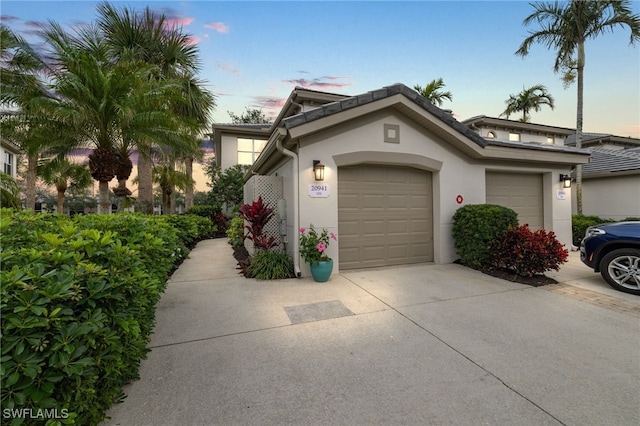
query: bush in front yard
0 210 211 425
572 215 640 246
246 250 294 280
452 204 518 269
490 224 568 277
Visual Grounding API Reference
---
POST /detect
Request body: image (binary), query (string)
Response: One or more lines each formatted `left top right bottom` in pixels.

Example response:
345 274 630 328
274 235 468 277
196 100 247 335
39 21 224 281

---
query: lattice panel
244 175 284 252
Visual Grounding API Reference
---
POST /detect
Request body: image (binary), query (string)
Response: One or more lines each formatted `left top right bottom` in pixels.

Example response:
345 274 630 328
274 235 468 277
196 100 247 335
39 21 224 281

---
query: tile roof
281 83 587 155
581 148 640 175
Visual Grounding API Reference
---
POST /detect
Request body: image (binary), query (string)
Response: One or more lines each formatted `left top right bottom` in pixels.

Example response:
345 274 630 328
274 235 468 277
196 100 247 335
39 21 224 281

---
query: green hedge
0 210 211 425
572 215 640 246
452 204 519 269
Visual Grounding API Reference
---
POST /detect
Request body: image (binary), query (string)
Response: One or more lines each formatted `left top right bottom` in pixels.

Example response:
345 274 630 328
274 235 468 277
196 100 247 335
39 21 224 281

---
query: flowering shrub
299 225 337 264
490 224 568 277
238 196 277 251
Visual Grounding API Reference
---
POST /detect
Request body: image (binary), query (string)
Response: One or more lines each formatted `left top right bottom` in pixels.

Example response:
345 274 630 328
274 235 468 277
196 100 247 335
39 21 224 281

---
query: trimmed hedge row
572 214 640 246
0 210 214 425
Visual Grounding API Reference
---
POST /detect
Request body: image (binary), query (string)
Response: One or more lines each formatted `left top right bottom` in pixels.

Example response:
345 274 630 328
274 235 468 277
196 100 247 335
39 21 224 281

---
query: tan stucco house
213 83 590 278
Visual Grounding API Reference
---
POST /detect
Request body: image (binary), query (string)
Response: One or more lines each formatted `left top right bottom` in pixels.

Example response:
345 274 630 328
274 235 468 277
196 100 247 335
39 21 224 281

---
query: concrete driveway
103 239 639 426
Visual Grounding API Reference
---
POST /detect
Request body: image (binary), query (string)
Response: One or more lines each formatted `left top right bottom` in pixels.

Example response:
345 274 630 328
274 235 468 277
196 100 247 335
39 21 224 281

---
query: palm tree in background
95 2 214 214
0 25 59 211
500 84 555 122
0 172 21 209
40 22 188 213
516 0 640 214
413 78 453 107
39 157 92 213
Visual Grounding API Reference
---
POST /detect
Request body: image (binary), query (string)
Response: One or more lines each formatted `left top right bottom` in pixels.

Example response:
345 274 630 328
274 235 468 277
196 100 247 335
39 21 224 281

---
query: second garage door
486 172 543 229
338 164 433 270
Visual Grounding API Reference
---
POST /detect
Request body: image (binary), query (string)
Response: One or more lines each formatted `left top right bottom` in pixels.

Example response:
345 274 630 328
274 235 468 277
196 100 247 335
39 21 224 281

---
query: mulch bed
481 267 558 287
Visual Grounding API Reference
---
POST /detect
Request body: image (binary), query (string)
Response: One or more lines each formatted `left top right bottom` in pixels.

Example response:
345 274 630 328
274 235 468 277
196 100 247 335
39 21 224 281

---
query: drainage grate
284 300 355 324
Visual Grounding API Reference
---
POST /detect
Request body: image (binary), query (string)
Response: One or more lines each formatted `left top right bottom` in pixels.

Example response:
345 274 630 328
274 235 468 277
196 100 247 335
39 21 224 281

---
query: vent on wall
384 123 400 144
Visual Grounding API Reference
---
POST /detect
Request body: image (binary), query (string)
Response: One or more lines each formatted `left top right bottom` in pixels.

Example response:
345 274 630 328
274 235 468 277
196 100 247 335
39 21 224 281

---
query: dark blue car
580 221 640 295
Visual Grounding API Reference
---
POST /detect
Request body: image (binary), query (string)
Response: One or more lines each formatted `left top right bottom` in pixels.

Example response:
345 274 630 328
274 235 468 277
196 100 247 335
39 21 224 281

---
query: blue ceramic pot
309 259 333 282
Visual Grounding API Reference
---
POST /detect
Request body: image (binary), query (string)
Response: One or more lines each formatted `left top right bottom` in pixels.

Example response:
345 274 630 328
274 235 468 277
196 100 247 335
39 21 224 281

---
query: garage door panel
486 172 543 230
338 165 433 270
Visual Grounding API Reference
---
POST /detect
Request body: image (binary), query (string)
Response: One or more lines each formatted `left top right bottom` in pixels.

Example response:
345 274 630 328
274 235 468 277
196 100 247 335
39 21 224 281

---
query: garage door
486 172 543 229
338 165 433 270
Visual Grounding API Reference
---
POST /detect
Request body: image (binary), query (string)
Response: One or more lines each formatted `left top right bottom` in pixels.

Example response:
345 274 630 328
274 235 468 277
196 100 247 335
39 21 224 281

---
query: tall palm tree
40 22 187 214
152 161 193 215
39 157 92 214
500 84 555 122
413 78 453 107
95 2 213 214
0 25 56 211
516 0 640 214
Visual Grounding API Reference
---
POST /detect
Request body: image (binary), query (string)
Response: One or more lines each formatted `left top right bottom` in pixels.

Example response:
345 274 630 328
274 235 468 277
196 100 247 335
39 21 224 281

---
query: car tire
599 248 640 295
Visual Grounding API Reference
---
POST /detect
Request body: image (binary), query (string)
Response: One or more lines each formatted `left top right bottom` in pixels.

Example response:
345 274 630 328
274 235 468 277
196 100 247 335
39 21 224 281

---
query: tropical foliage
413 78 453 107
39 158 92 213
516 0 640 214
500 84 555 122
238 196 277 251
0 172 20 209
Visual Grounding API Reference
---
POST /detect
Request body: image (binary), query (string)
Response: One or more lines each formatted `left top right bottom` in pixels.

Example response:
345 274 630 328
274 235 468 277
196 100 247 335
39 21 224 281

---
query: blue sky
2 0 639 137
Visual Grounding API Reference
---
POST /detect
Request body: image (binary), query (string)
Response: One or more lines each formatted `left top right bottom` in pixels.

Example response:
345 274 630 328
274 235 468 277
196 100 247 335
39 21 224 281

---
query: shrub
185 205 226 233
0 210 209 425
246 250 294 280
238 197 277 251
452 204 518 269
490 224 568 277
159 214 216 249
226 216 245 248
571 215 640 246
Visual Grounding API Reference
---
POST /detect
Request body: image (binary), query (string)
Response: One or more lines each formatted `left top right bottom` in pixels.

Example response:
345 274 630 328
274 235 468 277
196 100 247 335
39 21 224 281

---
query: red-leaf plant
238 196 277 250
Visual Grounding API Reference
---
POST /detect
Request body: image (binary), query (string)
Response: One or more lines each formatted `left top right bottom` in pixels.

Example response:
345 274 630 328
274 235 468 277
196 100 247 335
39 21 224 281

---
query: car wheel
599 248 640 295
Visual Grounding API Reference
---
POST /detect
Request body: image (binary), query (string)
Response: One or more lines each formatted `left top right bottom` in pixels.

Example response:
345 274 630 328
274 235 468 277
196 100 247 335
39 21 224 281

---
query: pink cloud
205 22 229 33
218 63 240 75
162 16 194 29
185 36 201 46
282 76 351 91
252 96 287 111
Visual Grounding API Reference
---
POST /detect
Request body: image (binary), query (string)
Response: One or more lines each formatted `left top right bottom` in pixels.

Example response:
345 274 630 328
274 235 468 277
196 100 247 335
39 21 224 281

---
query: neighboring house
463 115 575 145
216 83 589 277
1 138 20 178
564 134 640 220
211 123 271 170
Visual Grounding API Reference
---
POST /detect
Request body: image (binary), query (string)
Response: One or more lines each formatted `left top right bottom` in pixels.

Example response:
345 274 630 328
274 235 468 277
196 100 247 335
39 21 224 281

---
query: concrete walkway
103 239 640 426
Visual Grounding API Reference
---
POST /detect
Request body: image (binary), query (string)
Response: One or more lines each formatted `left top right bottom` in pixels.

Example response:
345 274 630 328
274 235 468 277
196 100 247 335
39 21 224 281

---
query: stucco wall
572 175 640 220
294 110 575 272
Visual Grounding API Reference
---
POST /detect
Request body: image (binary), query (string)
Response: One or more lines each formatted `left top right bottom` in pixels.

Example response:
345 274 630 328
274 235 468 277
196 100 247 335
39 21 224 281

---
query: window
3 152 13 175
547 136 554 144
487 131 496 139
237 138 267 165
509 133 521 142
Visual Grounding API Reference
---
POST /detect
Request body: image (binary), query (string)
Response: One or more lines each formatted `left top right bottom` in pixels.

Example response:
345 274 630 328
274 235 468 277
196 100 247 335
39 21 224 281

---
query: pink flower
316 242 326 252
299 227 306 233
330 232 337 241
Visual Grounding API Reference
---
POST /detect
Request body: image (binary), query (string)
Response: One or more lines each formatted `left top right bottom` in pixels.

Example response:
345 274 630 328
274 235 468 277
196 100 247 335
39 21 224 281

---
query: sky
2 0 639 138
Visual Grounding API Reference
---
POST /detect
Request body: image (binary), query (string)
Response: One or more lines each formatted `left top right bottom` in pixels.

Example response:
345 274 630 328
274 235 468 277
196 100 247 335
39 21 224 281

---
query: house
1 138 20 178
563 134 640 220
214 83 590 277
464 117 640 220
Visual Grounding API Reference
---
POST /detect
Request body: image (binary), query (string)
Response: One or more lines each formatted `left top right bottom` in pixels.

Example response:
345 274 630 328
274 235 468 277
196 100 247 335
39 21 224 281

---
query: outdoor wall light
560 174 572 188
313 160 325 181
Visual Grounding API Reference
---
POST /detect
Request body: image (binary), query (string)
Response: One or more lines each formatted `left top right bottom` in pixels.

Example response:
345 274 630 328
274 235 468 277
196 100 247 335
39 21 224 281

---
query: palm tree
40 22 187 214
0 25 56 211
500 84 555 122
516 0 640 214
153 161 193 215
95 2 213 214
39 157 92 214
413 78 453 107
0 172 21 209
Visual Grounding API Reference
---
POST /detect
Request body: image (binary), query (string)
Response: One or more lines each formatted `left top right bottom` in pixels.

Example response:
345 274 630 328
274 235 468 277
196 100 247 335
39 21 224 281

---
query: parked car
580 221 640 295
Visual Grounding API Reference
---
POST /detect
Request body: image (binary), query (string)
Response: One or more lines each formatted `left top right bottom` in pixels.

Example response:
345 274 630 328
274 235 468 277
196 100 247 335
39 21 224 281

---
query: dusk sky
2 0 639 138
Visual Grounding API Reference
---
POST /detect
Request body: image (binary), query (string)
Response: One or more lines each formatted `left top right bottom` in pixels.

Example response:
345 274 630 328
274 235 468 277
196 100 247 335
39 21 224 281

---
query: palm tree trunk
56 189 65 214
98 180 110 214
25 153 38 211
575 41 585 216
136 147 154 214
185 156 194 210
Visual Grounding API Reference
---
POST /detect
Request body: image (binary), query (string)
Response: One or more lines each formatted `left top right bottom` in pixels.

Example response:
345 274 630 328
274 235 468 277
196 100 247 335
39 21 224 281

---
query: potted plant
299 225 338 282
